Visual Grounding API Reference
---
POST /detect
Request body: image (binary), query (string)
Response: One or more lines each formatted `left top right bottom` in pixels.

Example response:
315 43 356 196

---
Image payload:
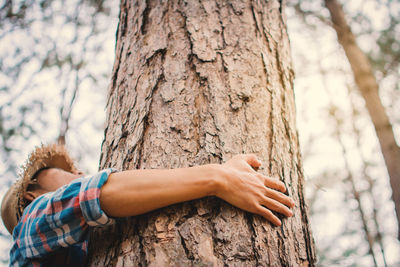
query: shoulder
14 168 119 235
10 168 119 260
78 168 119 191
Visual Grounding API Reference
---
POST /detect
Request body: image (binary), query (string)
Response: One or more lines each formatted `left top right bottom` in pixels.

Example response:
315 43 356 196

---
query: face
24 168 85 202
37 168 84 192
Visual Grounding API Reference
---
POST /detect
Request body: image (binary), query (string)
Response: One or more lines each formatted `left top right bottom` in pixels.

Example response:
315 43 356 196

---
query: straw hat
1 143 77 235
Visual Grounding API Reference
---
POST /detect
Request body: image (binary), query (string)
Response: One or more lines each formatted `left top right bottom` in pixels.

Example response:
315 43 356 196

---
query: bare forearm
100 154 295 226
100 164 220 217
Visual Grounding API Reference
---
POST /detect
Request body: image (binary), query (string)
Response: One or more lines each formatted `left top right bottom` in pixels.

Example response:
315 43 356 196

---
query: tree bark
88 0 315 265
325 0 400 240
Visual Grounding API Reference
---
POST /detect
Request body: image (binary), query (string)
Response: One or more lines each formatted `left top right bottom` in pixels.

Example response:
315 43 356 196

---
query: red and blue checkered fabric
10 168 117 266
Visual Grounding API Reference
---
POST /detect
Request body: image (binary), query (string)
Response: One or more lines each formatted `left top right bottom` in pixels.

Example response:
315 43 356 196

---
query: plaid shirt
10 168 118 266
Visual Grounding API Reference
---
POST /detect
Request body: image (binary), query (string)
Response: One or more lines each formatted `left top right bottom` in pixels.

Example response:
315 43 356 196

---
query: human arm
100 154 294 226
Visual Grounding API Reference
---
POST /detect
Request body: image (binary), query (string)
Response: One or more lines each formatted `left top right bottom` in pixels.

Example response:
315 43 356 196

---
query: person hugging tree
1 143 294 266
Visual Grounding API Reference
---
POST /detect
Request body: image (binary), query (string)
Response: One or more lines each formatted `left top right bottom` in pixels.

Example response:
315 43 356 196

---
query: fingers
242 154 261 174
264 187 295 208
241 154 261 168
255 205 281 226
260 174 287 193
253 171 294 209
261 196 293 217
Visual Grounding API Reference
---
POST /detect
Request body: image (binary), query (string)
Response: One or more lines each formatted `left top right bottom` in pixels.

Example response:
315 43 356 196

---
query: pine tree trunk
325 0 400 240
88 0 315 265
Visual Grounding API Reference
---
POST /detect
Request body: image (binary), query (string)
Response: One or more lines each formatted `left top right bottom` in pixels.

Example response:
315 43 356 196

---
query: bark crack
178 8 212 154
109 41 125 104
134 219 147 266
119 2 128 38
245 214 259 266
275 48 286 92
298 181 316 264
140 0 150 35
260 11 278 52
261 53 272 92
176 203 198 263
277 230 288 266
228 2 244 16
268 90 275 174
251 1 262 37
211 205 228 263
136 50 165 169
215 1 227 50
178 230 195 261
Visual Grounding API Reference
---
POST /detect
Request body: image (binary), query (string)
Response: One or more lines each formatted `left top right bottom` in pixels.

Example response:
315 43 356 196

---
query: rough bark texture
325 0 400 239
88 0 316 265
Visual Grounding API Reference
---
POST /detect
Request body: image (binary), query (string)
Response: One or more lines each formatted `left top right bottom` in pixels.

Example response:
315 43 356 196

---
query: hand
215 154 295 226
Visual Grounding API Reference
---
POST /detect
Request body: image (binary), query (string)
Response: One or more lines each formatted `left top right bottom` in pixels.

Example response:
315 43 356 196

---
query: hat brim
1 143 77 234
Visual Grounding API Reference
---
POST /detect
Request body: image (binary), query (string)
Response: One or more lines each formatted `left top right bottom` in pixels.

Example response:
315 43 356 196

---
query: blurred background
0 0 398 266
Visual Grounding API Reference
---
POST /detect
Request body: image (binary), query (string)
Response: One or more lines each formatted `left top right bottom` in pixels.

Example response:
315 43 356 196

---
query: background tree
88 0 316 265
325 0 400 240
287 0 400 265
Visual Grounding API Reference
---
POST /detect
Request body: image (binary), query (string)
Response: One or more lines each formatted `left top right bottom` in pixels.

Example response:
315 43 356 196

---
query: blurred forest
0 0 399 266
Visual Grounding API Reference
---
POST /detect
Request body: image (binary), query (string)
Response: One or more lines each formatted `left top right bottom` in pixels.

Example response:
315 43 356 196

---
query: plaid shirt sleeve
11 168 118 261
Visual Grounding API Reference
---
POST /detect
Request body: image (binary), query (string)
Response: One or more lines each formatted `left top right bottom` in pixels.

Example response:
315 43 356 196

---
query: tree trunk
325 0 400 240
88 0 315 265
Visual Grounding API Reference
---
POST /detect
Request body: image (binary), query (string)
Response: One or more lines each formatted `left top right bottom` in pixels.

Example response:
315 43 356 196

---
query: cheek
53 177 72 190
67 174 81 184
